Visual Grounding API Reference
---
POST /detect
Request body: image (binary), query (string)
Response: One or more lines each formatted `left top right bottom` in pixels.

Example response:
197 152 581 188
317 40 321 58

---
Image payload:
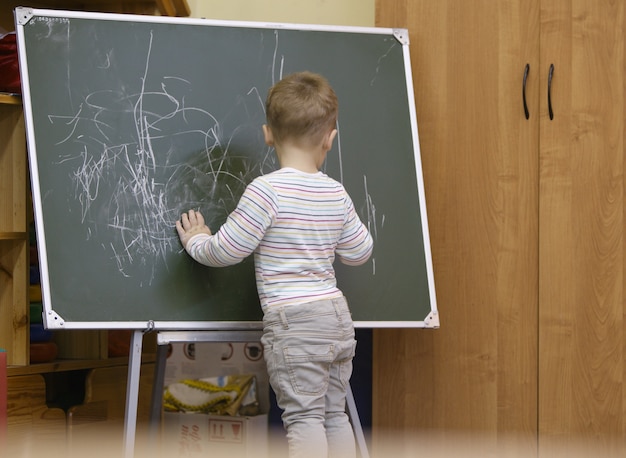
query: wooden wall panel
373 1 539 456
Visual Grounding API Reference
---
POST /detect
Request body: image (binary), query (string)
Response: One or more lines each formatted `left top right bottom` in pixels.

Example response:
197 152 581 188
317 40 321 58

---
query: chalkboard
16 8 438 330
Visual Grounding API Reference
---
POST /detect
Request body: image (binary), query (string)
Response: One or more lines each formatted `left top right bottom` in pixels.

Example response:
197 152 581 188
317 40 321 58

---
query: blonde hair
265 71 338 146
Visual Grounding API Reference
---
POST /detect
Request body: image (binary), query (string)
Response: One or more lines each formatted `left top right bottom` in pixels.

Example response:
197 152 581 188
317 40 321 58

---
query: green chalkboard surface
16 8 438 329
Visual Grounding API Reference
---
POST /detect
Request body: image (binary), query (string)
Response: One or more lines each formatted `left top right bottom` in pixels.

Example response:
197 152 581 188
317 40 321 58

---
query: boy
176 71 373 458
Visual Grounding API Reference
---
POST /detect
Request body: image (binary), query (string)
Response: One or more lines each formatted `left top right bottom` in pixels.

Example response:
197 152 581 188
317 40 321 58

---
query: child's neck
276 143 326 174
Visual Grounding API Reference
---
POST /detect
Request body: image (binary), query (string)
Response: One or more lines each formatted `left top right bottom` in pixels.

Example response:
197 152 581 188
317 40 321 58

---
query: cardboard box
162 412 268 458
164 342 269 414
162 342 271 457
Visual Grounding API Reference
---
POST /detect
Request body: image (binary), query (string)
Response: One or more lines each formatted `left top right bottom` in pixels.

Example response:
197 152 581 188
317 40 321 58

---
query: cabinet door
374 1 539 455
538 1 626 456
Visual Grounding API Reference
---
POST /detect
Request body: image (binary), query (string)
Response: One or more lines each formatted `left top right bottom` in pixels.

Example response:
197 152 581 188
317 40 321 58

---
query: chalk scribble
48 29 383 283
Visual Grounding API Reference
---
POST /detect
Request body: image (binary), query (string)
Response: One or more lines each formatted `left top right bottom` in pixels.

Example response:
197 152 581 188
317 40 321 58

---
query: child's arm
336 196 374 266
176 179 277 267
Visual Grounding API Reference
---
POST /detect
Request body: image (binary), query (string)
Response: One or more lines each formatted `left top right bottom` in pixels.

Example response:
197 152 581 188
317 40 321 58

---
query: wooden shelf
0 231 26 240
7 353 156 376
0 92 21 105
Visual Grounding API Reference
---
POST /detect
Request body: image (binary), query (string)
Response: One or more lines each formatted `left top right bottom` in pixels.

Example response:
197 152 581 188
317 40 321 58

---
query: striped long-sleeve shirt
186 167 373 310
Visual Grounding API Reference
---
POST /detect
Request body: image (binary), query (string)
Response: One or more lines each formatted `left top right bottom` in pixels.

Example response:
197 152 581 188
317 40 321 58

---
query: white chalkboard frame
16 7 438 330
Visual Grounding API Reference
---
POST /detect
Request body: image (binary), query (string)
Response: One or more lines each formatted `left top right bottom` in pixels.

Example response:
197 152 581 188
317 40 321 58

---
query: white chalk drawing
47 28 383 283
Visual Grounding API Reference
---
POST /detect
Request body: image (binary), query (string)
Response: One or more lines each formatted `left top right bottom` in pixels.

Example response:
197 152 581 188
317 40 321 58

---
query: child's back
176 71 373 458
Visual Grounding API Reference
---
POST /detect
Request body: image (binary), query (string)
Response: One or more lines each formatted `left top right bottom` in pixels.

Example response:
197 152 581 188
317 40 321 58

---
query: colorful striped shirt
186 167 373 310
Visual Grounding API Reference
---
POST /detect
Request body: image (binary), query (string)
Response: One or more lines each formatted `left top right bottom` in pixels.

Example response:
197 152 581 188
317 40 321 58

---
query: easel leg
148 342 168 440
346 383 370 458
123 330 144 458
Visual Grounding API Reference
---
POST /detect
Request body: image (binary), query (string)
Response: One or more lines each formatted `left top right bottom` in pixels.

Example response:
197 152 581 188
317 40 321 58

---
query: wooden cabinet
373 0 625 456
0 95 28 366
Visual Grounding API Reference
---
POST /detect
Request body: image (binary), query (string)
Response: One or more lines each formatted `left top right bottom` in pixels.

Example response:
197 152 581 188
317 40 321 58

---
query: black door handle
522 63 530 119
548 64 554 120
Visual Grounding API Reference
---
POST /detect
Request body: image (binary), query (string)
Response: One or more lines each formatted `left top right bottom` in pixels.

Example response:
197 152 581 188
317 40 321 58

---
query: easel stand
123 329 370 458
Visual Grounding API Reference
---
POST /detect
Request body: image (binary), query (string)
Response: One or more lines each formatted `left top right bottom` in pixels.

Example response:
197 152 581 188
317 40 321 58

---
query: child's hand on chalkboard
176 210 212 248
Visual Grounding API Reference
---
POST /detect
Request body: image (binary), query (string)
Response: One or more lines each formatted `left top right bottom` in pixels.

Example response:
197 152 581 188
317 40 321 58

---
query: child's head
265 71 338 148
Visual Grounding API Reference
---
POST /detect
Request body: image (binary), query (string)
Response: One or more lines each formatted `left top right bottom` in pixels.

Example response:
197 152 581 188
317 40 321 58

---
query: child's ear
324 129 338 151
263 125 274 146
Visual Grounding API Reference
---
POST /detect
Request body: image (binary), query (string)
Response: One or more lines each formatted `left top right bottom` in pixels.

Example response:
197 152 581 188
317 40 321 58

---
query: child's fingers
195 211 205 226
180 212 191 230
188 209 198 226
175 218 192 248
175 219 185 237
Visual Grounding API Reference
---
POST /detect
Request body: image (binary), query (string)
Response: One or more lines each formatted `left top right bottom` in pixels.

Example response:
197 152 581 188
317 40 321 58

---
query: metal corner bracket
15 7 34 26
45 309 66 328
393 28 409 45
424 310 440 329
